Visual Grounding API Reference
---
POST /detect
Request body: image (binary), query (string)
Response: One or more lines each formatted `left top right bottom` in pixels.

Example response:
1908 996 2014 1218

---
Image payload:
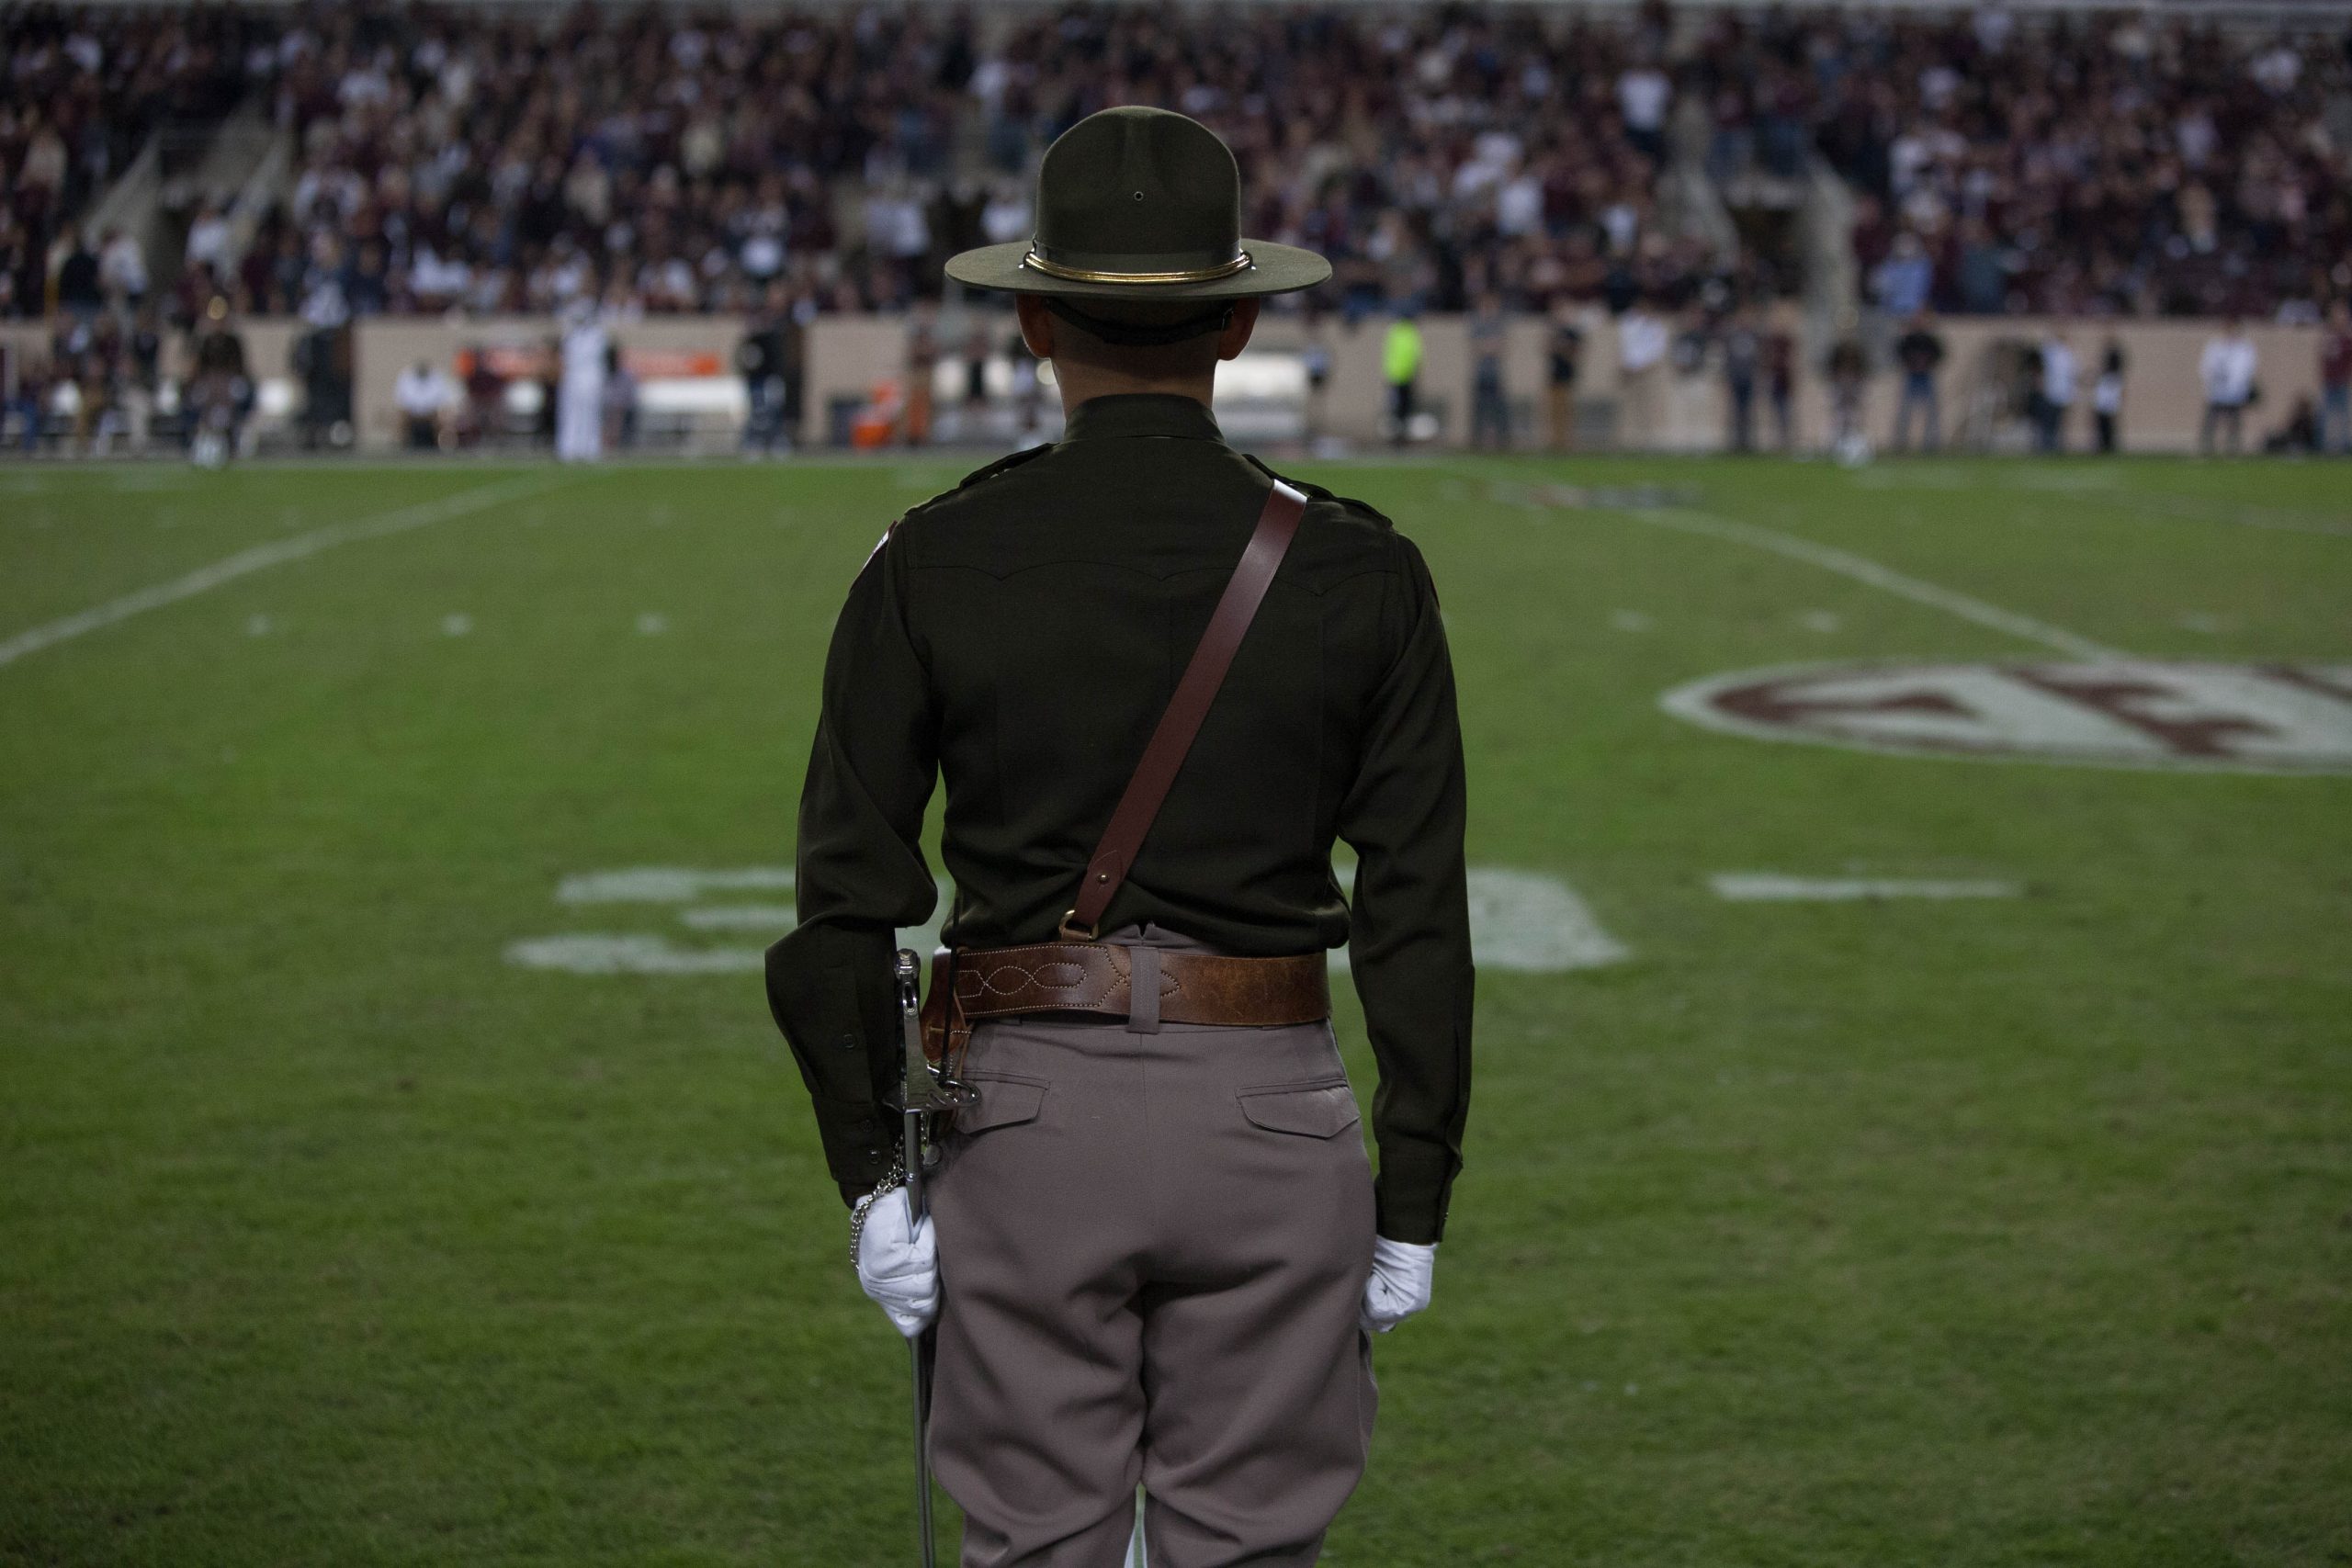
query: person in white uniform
2199 318 2258 456
2034 330 2076 454
556 300 609 462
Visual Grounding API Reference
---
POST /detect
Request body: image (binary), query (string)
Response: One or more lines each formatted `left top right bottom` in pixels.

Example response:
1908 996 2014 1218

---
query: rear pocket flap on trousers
957 1075 1047 1134
1236 1081 1360 1138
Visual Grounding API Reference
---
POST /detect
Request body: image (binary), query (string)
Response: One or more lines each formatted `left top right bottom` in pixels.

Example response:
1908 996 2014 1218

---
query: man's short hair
1031 294 1238 372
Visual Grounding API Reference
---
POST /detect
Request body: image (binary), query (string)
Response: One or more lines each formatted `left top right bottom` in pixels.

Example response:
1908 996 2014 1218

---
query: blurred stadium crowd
4 2 2351 458
7 1 2350 328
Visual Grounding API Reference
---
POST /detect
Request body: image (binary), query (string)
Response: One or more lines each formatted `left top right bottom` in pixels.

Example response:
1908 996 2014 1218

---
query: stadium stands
1784 9 2352 319
4 3 2348 457
7 3 2347 328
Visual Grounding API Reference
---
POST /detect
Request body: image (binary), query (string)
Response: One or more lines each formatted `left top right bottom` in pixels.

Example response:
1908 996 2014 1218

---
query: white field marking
678 904 797 930
514 870 952 975
1611 609 1654 632
1663 660 2352 774
636 612 669 636
441 613 473 637
1711 874 2020 902
2176 611 2233 635
1456 867 1630 972
1641 507 2122 659
1798 610 1843 634
1467 469 2123 660
511 865 1628 976
244 614 274 637
504 934 763 975
556 865 798 903
0 472 565 672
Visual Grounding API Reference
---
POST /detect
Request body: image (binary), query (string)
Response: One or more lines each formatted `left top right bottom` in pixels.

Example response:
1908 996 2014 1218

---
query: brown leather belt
922 942 1328 1066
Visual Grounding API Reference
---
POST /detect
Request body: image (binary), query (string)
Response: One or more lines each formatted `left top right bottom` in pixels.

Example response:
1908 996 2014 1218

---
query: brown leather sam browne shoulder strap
1058 478 1308 940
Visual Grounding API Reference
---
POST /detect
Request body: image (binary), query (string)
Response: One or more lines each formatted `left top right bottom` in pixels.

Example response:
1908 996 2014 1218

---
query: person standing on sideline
1892 310 1945 452
1825 334 1869 458
2321 300 2352 456
2199 316 2258 455
1383 307 1423 448
600 342 638 454
736 282 792 455
905 309 938 446
1616 297 1668 450
2093 337 2127 454
556 296 608 462
187 296 251 468
394 358 457 451
1545 304 1582 451
1467 292 1510 450
2034 329 2076 454
1721 311 1760 453
765 107 1470 1566
1302 314 1333 445
1763 328 1796 451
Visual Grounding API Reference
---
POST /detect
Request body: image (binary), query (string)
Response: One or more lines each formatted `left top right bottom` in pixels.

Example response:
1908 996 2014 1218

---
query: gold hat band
1020 248 1254 285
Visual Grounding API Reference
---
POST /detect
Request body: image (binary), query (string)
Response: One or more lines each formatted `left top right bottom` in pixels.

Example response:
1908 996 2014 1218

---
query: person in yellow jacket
1384 309 1423 449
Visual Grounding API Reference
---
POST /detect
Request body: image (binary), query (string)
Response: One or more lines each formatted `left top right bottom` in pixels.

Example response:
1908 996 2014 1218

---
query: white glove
854 1186 938 1337
1359 1235 1437 1334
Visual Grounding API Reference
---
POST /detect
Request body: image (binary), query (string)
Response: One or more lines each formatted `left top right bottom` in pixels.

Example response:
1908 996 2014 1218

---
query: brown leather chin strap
1059 479 1308 940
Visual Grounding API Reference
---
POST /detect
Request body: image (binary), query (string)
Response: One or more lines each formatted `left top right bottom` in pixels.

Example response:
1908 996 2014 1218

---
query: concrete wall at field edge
5 312 2333 457
354 315 751 449
799 311 2335 457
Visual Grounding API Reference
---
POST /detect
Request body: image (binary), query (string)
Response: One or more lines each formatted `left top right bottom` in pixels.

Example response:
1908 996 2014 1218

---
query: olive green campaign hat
945 107 1331 302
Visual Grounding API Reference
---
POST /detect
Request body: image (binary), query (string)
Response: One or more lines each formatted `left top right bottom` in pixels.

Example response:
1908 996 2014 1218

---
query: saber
893 950 936 1567
893 949 975 1567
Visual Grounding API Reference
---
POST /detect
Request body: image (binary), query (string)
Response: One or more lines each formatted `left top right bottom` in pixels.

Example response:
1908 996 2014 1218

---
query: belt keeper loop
1126 946 1162 1033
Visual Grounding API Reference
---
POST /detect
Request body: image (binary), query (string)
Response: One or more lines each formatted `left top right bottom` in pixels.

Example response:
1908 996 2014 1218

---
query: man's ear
1014 294 1055 361
1216 299 1261 362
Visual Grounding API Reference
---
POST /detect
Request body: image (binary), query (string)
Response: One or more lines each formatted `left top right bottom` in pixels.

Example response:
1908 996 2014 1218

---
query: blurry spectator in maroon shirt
2321 301 2352 457
1763 330 1796 453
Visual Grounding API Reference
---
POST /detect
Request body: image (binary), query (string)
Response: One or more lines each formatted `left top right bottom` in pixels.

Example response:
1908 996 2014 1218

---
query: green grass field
4 452 2348 1566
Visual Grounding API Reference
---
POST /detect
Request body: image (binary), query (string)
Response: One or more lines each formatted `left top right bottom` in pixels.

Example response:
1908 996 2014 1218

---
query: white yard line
1468 470 2124 660
0 472 567 671
1711 874 2020 902
1639 507 2124 660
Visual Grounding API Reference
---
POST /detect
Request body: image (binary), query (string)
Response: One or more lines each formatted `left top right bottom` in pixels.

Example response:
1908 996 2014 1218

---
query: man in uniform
765 107 1472 1566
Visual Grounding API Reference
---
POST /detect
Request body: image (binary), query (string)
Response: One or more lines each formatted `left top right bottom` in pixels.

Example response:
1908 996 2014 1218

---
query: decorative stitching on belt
944 942 1329 1028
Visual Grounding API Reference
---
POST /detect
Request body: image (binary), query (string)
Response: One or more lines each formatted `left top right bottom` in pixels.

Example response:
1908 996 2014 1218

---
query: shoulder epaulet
952 443 1054 493
1240 454 1396 530
879 443 1055 560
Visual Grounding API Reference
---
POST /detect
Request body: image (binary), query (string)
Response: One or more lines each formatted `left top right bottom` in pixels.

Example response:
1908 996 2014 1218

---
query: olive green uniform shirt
763 393 1472 1244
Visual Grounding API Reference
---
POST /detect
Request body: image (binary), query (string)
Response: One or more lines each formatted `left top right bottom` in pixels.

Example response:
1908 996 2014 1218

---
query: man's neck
1052 361 1216 420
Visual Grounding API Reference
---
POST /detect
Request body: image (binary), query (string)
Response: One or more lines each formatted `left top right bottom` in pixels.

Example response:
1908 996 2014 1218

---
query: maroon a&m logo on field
1662 662 2352 774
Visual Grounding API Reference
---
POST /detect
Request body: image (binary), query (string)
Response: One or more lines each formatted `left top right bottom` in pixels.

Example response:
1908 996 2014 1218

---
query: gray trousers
927 928 1378 1567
